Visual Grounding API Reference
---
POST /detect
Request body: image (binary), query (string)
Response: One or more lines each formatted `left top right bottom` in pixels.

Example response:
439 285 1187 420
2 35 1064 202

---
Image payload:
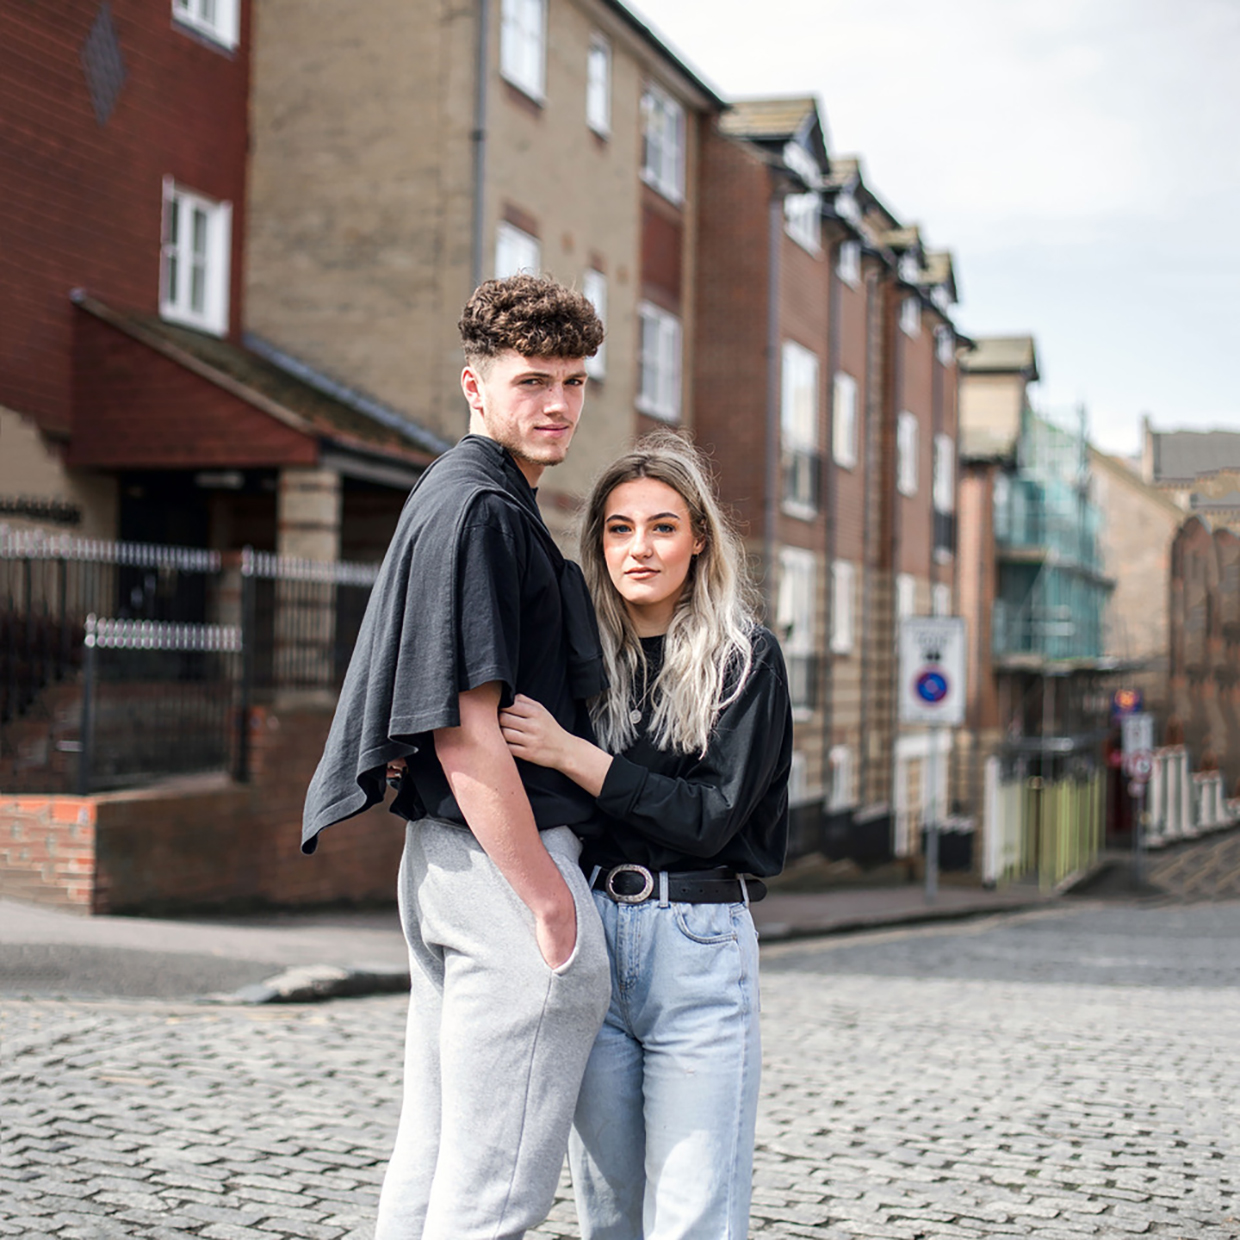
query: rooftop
960 335 1039 380
1151 429 1240 483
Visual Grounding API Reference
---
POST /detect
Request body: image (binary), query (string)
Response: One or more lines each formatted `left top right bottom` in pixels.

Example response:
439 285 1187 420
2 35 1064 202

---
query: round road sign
914 669 949 705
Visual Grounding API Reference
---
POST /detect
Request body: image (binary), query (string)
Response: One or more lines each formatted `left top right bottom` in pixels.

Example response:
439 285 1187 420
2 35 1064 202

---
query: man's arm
434 681 578 969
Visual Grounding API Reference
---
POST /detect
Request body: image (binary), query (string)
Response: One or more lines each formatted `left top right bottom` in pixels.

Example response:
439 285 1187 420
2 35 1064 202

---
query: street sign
1121 712 1154 758
1112 688 1143 717
1127 751 1154 782
898 617 966 727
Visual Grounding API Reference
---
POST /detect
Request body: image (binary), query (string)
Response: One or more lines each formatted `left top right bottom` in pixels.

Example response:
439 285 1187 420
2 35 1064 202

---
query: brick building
0 0 437 562
694 104 964 864
246 0 722 540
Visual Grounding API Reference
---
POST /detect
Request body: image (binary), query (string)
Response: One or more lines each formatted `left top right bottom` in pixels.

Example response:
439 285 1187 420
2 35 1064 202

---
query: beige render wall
246 0 478 443
1091 450 1181 667
0 405 117 538
484 0 650 512
959 371 1024 455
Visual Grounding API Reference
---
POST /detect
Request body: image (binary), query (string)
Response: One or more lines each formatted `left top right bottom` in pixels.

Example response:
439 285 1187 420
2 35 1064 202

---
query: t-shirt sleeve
595 631 793 858
453 501 524 706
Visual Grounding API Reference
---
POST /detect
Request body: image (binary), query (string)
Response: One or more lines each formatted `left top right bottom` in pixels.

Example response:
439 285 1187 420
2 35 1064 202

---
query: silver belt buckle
605 863 655 904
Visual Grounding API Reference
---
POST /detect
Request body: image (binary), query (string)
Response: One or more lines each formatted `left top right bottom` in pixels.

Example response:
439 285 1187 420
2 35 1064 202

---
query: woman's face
601 477 705 636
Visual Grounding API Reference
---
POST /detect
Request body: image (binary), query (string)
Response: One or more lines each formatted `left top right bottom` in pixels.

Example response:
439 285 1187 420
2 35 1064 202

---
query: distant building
957 336 1115 813
1140 419 1240 530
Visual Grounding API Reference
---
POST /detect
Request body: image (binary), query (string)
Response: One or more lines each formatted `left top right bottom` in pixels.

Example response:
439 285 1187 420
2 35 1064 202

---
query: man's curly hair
459 275 604 368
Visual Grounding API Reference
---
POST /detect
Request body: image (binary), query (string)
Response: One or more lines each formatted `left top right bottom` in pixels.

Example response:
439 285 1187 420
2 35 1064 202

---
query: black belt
590 863 766 905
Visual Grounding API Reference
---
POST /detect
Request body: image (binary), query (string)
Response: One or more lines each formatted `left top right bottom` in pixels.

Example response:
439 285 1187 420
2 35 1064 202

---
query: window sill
171 16 238 53
501 74 546 111
635 401 680 424
639 170 684 208
781 500 819 522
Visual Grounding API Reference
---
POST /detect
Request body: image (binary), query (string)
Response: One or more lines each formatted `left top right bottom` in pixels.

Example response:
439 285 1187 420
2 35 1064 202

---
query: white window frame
827 744 855 811
933 583 952 617
830 559 855 655
936 325 955 366
789 750 810 805
781 341 820 518
172 0 239 50
933 433 955 514
636 301 682 422
586 34 611 136
837 239 861 287
500 0 546 101
832 372 858 469
897 411 919 497
900 296 921 338
641 82 685 204
784 191 821 254
159 177 232 337
494 221 541 279
777 547 816 716
582 268 607 380
897 572 917 619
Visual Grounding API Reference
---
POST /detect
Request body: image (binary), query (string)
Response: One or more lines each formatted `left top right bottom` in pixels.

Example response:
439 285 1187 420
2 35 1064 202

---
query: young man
303 276 611 1239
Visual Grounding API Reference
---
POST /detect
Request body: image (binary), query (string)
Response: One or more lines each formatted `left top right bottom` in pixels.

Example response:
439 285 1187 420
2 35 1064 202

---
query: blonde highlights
581 432 759 755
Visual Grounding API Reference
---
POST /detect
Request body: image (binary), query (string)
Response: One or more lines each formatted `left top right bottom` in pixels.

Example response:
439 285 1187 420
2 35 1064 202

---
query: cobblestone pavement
3 901 1238 1239
1149 831 1240 901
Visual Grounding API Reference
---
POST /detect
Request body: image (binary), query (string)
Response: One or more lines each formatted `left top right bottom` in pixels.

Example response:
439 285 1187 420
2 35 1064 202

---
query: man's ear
461 366 486 418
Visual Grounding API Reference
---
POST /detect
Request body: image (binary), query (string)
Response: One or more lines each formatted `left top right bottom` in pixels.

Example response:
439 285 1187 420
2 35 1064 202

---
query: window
641 83 684 203
897 411 919 496
936 325 955 366
830 559 855 654
832 372 858 469
827 745 854 811
788 751 809 804
900 296 921 337
637 301 681 421
495 221 540 278
837 239 861 287
582 268 607 380
500 0 546 100
933 434 955 513
784 192 821 254
172 0 239 50
897 572 917 619
586 35 611 135
777 547 816 712
781 342 820 516
933 583 952 617
160 178 231 336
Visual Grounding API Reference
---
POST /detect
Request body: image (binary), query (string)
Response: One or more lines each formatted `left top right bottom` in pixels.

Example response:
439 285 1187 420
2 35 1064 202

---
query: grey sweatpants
375 819 610 1240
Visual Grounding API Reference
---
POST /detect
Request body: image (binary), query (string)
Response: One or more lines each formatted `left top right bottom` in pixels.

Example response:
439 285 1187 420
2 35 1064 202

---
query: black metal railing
78 616 242 794
0 526 380 794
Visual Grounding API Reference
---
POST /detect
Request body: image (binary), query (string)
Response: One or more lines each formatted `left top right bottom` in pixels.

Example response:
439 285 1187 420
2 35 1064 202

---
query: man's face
462 350 588 485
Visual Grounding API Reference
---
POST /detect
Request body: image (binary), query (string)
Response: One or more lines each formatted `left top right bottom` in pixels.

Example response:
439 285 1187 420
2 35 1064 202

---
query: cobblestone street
3 900 1238 1239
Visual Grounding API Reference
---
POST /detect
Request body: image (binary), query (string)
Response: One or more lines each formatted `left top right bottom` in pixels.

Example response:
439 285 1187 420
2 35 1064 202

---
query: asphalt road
3 898 1238 1239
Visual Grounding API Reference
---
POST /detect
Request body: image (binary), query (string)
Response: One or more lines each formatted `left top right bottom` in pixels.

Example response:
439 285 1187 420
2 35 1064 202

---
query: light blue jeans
568 887 762 1240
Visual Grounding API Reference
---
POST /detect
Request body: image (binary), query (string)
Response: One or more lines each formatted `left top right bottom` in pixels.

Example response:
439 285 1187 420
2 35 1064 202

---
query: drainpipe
821 236 842 823
470 0 491 290
763 182 785 619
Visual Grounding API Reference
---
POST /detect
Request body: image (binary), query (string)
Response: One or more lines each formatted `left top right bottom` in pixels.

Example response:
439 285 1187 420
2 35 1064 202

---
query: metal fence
0 526 379 795
79 616 241 794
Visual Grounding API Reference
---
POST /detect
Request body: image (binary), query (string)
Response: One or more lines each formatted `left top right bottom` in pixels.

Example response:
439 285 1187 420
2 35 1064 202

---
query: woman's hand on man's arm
499 694 614 798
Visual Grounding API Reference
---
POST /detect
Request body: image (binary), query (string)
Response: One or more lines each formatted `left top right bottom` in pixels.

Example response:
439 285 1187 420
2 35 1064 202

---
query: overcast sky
631 0 1239 456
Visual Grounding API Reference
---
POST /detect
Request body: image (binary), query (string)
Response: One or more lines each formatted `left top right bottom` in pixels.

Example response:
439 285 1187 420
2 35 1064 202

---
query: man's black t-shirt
302 435 604 852
404 468 598 831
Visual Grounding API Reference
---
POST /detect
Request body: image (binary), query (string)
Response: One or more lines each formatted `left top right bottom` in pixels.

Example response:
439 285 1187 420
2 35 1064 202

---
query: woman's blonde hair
581 431 759 755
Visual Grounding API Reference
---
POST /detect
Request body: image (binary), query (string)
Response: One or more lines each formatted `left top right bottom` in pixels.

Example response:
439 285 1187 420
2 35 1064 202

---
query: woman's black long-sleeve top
578 625 793 878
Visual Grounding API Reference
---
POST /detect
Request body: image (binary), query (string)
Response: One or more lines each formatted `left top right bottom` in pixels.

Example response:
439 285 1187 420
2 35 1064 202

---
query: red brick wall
691 126 771 538
68 310 316 469
0 0 251 435
832 260 869 565
896 303 935 580
0 705 405 915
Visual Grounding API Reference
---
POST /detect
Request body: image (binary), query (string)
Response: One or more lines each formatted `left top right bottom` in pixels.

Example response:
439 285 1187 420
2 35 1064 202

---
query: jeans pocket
673 901 740 945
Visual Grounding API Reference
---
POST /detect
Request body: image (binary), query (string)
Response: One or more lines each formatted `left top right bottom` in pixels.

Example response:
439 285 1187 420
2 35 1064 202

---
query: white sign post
898 617 967 904
1121 711 1154 884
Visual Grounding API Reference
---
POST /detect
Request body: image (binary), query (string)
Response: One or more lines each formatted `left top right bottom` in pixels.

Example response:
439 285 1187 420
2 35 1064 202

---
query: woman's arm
499 695 615 797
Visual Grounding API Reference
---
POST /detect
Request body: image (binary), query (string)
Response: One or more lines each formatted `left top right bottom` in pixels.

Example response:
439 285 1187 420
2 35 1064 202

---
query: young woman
498 432 793 1239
